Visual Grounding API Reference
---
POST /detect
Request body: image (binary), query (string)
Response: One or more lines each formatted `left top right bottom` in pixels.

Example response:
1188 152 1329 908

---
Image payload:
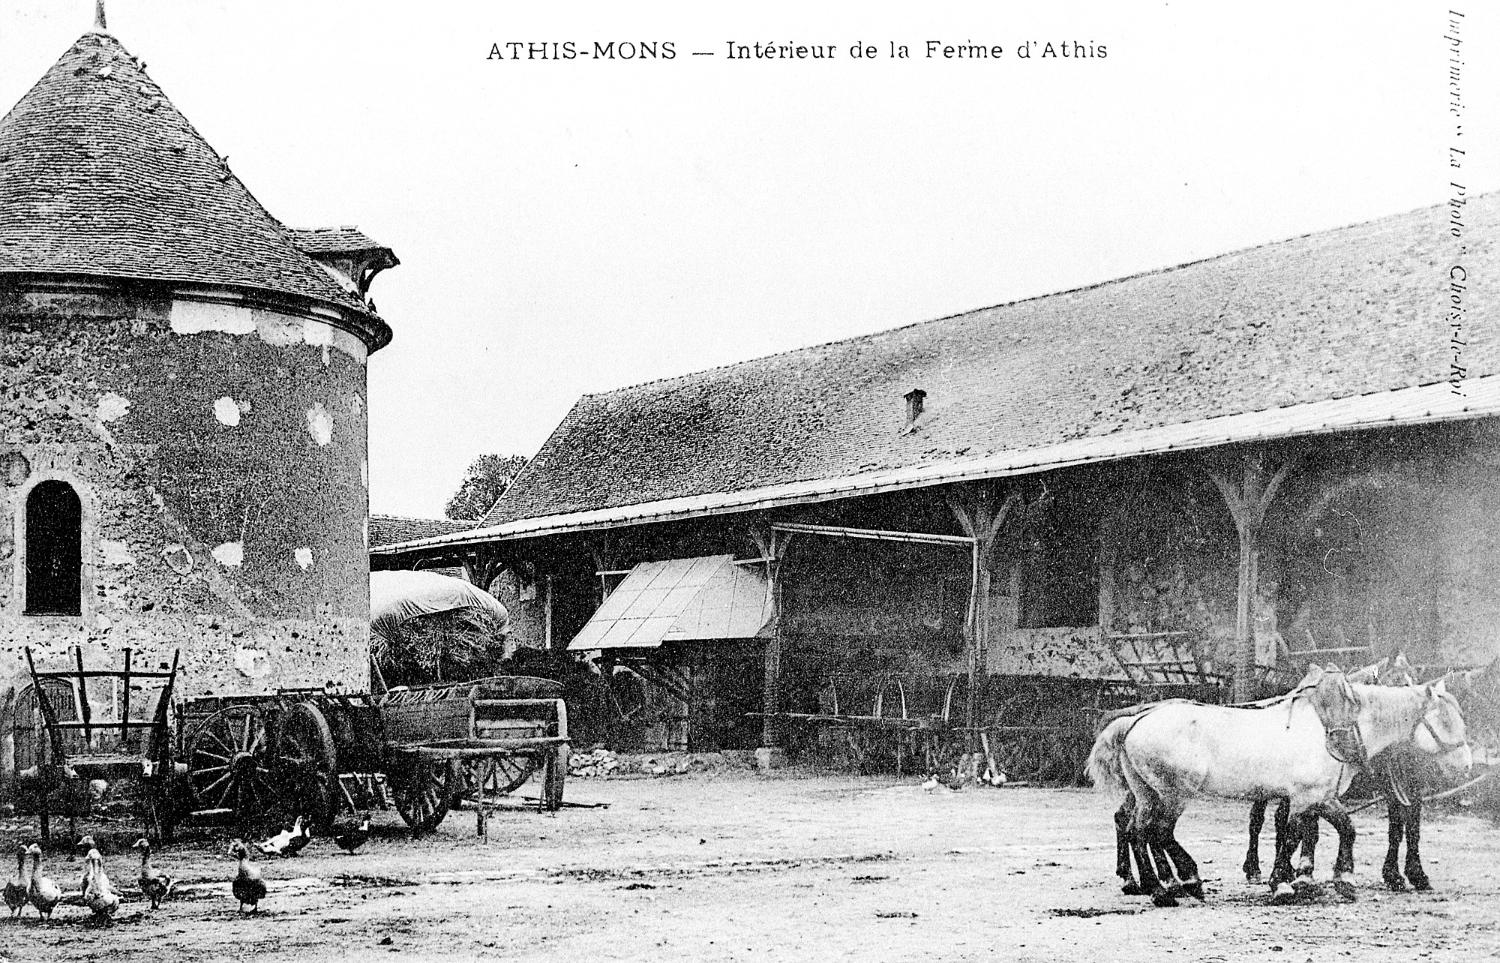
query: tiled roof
289 227 394 258
370 515 477 550
484 194 1498 527
0 31 391 348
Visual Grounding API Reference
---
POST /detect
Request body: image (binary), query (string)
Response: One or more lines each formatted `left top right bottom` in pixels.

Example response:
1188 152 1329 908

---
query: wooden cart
179 675 569 835
15 646 181 843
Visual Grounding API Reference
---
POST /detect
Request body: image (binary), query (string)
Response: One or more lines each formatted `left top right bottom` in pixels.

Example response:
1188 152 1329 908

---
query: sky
2 1 1497 519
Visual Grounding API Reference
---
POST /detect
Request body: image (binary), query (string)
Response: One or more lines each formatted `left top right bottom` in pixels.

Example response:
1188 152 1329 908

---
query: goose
82 849 120 922
4 843 30 918
133 838 174 910
75 835 99 895
26 845 62 921
229 841 267 913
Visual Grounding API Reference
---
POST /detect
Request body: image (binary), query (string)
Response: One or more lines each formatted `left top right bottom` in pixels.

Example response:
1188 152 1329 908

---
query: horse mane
1353 683 1429 738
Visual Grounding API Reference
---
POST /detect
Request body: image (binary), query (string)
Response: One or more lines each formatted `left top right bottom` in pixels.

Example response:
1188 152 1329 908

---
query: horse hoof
1152 891 1179 908
1383 874 1407 892
1409 876 1433 893
1334 880 1358 902
1244 872 1262 885
1270 883 1297 905
1121 881 1144 896
1181 881 1205 901
1291 875 1313 891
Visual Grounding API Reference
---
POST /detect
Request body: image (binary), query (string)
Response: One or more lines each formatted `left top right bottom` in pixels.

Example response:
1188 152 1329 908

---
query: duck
4 843 30 918
333 813 371 855
229 841 267 913
26 844 63 920
281 816 312 858
133 838 174 910
82 849 120 922
257 822 296 857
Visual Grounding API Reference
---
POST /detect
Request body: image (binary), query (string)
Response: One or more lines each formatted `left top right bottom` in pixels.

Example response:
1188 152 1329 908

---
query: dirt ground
1 770 1498 963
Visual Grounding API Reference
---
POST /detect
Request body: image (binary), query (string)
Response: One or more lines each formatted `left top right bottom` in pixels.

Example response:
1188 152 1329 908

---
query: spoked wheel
188 705 276 829
269 703 339 830
390 758 459 835
484 755 539 796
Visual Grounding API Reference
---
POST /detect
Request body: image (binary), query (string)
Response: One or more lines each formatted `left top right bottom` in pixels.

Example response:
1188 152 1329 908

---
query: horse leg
1320 802 1359 902
1404 797 1431 892
1383 799 1408 891
1119 761 1177 908
1243 799 1268 883
1294 807 1320 890
1115 797 1144 895
1143 813 1185 907
1268 805 1306 903
1159 812 1204 901
1145 812 1183 897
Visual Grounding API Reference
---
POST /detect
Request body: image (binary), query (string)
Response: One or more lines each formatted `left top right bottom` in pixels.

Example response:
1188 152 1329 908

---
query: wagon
14 646 181 842
180 675 569 834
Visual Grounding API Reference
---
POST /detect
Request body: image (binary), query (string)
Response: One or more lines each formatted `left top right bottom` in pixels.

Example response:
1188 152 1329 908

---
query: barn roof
370 515 477 550
0 30 392 349
475 194 1497 529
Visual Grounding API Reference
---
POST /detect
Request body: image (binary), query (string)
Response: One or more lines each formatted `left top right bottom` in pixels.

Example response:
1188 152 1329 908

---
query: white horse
1088 674 1471 906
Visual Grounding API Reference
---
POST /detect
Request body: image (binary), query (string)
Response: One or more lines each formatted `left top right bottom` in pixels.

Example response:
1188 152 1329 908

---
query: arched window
24 480 82 616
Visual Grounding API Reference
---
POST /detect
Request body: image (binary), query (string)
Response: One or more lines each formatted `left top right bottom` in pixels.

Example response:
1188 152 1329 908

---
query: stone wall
0 283 373 700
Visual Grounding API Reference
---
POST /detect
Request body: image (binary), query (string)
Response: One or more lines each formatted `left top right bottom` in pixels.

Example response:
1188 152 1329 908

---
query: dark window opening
1017 492 1100 629
24 481 82 616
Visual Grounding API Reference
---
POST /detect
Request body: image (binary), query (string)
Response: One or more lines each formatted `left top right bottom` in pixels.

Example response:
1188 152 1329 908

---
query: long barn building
375 195 1499 763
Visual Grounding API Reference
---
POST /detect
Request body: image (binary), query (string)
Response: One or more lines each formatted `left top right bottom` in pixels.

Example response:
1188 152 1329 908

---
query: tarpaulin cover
369 570 510 642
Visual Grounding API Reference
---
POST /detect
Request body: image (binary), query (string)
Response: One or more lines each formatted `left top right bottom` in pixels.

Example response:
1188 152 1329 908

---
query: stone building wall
0 283 373 700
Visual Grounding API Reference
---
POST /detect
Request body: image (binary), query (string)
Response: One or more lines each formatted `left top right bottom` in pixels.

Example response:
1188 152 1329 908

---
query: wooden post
543 574 554 651
947 483 1022 748
748 526 785 751
1207 450 1295 702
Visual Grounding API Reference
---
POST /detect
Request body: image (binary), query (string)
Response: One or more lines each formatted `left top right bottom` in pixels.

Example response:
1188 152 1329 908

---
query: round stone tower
0 26 397 696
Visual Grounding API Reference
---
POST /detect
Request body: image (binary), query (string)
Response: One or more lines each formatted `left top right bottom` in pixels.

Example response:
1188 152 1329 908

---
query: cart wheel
188 705 276 828
391 759 458 835
272 702 340 831
542 745 568 812
485 755 539 796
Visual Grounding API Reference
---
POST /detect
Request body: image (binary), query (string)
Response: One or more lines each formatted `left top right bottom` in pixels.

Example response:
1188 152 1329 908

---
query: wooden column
1207 450 1295 702
748 526 785 749
947 483 1022 745
543 574 555 651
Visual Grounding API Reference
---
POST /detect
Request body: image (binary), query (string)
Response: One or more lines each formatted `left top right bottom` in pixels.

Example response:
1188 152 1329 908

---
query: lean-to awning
568 555 772 651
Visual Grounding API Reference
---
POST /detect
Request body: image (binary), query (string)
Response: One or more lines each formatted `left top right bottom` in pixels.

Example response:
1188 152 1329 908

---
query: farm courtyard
3 768 1499 963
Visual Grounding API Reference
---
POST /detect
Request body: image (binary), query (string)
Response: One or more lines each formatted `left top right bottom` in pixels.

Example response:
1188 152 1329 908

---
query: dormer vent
903 388 926 432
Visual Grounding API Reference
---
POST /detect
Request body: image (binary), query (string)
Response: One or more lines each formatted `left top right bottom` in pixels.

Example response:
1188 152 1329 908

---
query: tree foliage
445 453 528 520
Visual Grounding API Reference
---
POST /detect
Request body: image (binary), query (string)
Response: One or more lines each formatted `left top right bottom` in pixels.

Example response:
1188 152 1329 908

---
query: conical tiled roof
0 30 390 349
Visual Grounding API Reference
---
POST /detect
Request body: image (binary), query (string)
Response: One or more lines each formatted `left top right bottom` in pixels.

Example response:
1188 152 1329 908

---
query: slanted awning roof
568 555 773 651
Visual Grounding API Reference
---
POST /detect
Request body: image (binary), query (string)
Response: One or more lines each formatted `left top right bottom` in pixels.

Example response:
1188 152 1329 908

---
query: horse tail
1086 714 1135 795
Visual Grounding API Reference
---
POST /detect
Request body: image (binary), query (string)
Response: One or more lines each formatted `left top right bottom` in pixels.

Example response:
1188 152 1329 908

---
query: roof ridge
581 193 1483 399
